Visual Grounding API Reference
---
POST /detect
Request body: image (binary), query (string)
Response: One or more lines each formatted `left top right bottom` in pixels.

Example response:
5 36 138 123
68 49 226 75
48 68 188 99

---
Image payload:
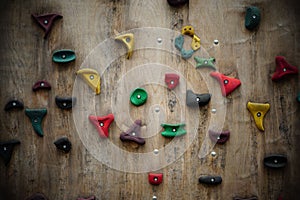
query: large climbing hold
115 33 134 59
247 102 270 131
0 139 20 166
194 57 216 70
271 56 298 81
198 175 222 185
4 100 24 111
31 13 62 38
89 114 114 138
210 72 241 96
209 130 230 144
186 90 211 107
120 120 145 145
161 123 186 137
148 173 163 185
165 73 180 90
76 68 101 95
25 108 47 137
264 154 287 169
245 6 261 30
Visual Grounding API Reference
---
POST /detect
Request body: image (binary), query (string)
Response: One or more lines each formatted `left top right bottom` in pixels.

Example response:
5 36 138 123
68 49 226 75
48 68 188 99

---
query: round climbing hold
245 6 261 30
130 88 148 106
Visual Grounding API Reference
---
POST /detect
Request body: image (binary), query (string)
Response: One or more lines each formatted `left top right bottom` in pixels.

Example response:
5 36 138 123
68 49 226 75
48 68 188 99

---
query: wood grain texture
0 0 299 199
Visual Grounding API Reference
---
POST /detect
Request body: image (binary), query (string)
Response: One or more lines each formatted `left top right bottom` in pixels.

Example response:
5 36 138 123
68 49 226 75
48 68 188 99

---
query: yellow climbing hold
115 33 134 59
181 25 195 36
247 101 270 131
191 34 201 50
76 68 101 95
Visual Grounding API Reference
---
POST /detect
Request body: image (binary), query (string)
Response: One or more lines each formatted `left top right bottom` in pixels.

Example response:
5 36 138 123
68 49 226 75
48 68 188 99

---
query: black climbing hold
167 0 188 7
4 100 24 111
54 137 72 153
264 154 287 169
55 96 76 110
198 175 222 185
245 6 261 30
186 90 211 107
0 139 20 166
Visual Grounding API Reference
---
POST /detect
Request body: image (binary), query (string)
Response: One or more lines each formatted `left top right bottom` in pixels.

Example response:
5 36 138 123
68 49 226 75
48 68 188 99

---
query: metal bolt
154 177 158 181
3 147 7 151
132 132 136 136
172 128 176 132
152 196 157 200
137 95 141 99
170 80 174 85
61 54 66 59
204 60 208 64
211 178 215 182
100 122 104 127
211 108 217 113
63 102 67 107
274 159 278 163
252 15 256 19
126 37 131 43
213 39 219 45
157 38 162 43
211 151 217 157
196 97 200 102
257 112 261 117
40 82 45 87
224 80 229 84
283 68 287 72
153 149 159 154
155 107 160 112
12 102 16 106
44 20 48 24
63 145 67 149
90 75 94 80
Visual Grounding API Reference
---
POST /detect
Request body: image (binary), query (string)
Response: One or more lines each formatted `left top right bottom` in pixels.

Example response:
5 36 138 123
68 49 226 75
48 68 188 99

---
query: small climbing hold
161 123 186 137
191 34 201 50
25 108 47 137
247 102 270 131
272 56 298 81
167 0 188 7
208 130 230 144
0 139 20 166
4 100 24 111
245 6 261 30
115 33 134 59
194 57 216 70
32 80 51 91
165 73 180 90
77 196 96 200
31 13 62 38
264 154 287 169
25 193 48 200
181 25 195 36
89 114 114 138
120 120 145 145
52 49 76 63
55 96 76 110
198 175 222 185
148 173 163 185
130 88 148 106
234 197 258 200
186 90 211 107
76 68 101 95
210 72 241 96
54 137 72 153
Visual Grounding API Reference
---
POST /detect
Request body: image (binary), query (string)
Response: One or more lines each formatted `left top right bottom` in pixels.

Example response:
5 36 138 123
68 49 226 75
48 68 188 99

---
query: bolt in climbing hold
130 88 148 106
247 102 270 131
4 100 24 111
0 139 20 166
210 72 241 96
55 96 76 110
120 120 145 145
31 13 63 38
209 130 230 144
191 34 201 50
167 0 188 7
89 114 114 138
25 193 48 200
52 49 76 63
76 68 101 95
194 57 216 70
245 6 261 30
32 80 51 91
198 175 222 185
160 123 186 137
148 173 163 185
115 33 134 59
186 90 211 107
165 73 180 90
181 25 195 36
264 154 287 169
25 108 47 137
271 56 298 81
54 137 72 153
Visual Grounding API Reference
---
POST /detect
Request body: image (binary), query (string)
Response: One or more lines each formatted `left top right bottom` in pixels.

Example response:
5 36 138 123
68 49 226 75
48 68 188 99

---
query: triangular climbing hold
0 139 20 166
120 120 145 145
115 33 134 59
165 73 180 90
210 72 241 97
25 108 47 137
31 13 63 38
89 114 114 138
76 68 101 95
247 101 270 131
271 56 298 81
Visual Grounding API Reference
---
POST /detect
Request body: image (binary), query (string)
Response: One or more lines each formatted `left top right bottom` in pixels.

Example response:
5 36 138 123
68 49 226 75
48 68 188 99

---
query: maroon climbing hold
32 80 51 91
77 196 96 200
209 130 230 144
25 193 48 200
271 56 298 81
210 72 241 96
89 114 114 138
32 13 63 38
165 73 180 90
120 120 145 145
148 173 163 185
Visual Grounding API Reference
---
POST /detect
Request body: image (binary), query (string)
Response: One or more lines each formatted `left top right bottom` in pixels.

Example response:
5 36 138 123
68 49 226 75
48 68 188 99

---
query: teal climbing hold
194 57 216 70
181 49 194 59
161 123 186 137
130 88 148 106
245 6 261 30
52 49 76 63
25 108 47 137
174 34 195 59
175 35 184 50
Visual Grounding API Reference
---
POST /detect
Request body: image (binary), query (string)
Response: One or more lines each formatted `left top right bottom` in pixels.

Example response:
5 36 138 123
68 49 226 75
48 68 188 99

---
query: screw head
40 82 45 87
224 80 229 84
172 128 176 132
61 54 66 59
257 112 261 117
157 38 162 43
126 37 131 43
152 196 157 200
213 39 219 45
90 75 94 80
170 80 174 85
211 108 217 113
252 15 256 19
211 151 217 157
132 132 136 136
137 94 141 99
196 97 200 102
204 60 208 64
153 149 159 154
100 122 104 127
3 147 7 151
44 20 48 24
211 178 215 182
283 68 287 72
12 102 17 106
63 102 67 107
154 177 158 181
274 159 278 163
63 145 67 149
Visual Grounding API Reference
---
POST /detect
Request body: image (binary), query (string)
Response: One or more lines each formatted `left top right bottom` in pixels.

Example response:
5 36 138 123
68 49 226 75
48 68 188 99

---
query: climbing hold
165 73 180 90
264 154 287 169
167 0 188 7
120 120 145 145
148 173 163 185
130 88 148 106
245 6 261 30
77 196 96 200
0 139 20 166
115 33 134 59
161 123 186 137
247 102 270 131
199 175 222 185
180 48 194 59
89 114 114 138
175 26 199 60
194 57 216 70
175 35 184 50
31 13 62 38
181 25 195 36
25 108 47 137
210 72 241 96
297 92 300 102
55 96 76 110
52 49 76 63
186 90 211 107
191 34 201 50
76 68 101 95
25 193 48 200
4 100 24 111
271 56 298 81
234 197 258 200
32 80 51 91
208 130 230 144
54 137 72 153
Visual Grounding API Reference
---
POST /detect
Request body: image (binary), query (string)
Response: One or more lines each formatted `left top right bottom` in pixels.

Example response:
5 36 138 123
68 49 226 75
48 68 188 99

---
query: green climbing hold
161 123 186 137
194 57 216 70
25 108 47 137
175 35 184 50
52 49 76 63
130 88 148 106
245 6 261 30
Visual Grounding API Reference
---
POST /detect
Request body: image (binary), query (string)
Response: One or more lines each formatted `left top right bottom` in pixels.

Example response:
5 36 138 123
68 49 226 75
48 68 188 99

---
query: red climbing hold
32 13 63 38
272 56 298 81
165 73 180 90
210 72 241 96
148 173 163 185
88 114 114 138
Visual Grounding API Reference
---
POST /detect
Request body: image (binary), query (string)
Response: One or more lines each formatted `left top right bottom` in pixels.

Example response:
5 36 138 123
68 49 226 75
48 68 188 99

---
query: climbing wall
0 0 299 199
